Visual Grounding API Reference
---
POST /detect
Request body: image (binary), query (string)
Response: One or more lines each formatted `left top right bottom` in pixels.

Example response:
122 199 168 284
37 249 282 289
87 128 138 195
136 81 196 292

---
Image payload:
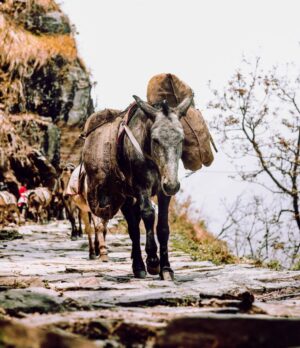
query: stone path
0 221 300 347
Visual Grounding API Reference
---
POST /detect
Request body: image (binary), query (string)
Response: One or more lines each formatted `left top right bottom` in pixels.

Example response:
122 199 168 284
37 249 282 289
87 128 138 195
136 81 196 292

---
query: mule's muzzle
162 181 180 196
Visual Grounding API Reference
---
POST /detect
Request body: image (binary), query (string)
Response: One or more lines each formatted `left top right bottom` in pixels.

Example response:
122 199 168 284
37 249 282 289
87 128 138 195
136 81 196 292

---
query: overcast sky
60 0 300 232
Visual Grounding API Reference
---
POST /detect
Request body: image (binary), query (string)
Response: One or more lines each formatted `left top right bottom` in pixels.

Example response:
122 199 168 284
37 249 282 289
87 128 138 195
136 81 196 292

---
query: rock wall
0 0 93 189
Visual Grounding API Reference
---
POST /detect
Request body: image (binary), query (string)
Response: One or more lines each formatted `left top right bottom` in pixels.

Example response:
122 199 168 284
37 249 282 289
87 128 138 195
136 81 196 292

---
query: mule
83 95 193 279
65 164 108 261
57 163 83 240
27 187 52 223
0 191 20 225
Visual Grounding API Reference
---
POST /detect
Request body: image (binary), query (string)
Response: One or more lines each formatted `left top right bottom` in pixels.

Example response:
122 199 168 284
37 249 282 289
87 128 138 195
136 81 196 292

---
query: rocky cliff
0 0 93 191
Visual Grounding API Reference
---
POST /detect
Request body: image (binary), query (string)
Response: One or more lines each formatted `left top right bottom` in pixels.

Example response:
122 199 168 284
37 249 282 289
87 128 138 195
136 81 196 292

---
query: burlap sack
83 109 126 220
84 109 122 136
147 73 214 171
181 108 214 170
31 187 52 206
147 73 194 107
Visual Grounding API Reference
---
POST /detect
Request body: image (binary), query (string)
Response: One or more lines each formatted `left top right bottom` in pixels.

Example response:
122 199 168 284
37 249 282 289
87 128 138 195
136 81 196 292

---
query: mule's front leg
157 192 174 280
78 210 83 238
81 212 96 259
94 217 108 262
70 214 78 241
121 198 146 278
139 195 160 276
13 206 21 226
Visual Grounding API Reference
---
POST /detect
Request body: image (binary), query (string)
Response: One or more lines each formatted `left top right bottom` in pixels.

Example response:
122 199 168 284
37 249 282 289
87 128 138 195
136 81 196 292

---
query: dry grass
8 113 55 155
0 7 77 112
0 0 81 113
0 112 32 177
29 0 59 11
0 13 77 73
9 113 51 125
59 125 83 165
1 0 59 16
169 196 236 265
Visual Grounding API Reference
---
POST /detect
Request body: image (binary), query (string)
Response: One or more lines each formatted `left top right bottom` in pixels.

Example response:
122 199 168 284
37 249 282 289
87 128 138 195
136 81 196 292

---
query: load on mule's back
82 108 126 220
147 73 215 171
82 74 215 280
27 187 52 224
0 191 20 225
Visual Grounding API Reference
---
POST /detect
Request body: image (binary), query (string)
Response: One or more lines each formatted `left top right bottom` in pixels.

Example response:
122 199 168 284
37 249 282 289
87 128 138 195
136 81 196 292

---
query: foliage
169 196 236 265
292 257 300 271
110 218 128 235
265 259 282 271
210 57 300 267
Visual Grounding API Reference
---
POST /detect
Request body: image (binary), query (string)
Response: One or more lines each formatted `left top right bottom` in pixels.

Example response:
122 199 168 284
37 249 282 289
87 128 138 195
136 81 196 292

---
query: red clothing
18 186 28 207
19 186 27 195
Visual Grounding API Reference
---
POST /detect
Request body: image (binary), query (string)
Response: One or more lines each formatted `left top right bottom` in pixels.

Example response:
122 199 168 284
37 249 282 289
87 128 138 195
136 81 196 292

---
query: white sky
60 0 300 232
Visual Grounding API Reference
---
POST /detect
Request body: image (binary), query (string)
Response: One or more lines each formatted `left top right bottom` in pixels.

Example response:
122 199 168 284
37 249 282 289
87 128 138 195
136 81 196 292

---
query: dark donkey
83 95 193 280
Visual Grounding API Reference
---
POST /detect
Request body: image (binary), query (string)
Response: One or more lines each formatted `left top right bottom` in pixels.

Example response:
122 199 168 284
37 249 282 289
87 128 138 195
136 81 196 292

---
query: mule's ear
133 95 157 120
175 94 194 118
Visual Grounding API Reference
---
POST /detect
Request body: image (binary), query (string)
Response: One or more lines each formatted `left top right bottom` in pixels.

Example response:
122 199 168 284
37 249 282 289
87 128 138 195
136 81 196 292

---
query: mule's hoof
147 264 160 275
89 253 97 260
160 267 174 281
146 257 160 275
133 270 147 279
100 254 108 262
71 236 78 241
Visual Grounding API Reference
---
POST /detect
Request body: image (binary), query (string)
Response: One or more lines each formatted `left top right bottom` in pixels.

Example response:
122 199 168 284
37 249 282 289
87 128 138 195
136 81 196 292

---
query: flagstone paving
0 221 300 347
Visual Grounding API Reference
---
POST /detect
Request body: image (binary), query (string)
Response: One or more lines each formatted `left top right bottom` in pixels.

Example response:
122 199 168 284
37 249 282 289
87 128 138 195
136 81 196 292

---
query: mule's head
59 163 75 192
27 191 38 214
133 95 193 196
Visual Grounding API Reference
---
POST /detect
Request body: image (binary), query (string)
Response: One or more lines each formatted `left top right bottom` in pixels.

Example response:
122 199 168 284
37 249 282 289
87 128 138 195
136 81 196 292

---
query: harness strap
117 102 147 160
82 102 152 163
123 125 144 159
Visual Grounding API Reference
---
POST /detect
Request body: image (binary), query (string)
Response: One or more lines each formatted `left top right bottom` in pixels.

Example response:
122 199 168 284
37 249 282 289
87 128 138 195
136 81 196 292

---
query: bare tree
218 195 286 263
210 58 300 266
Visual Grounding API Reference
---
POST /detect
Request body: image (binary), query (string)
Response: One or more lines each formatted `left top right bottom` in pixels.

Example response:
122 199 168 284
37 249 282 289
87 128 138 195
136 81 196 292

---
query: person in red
18 183 28 218
19 184 27 196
